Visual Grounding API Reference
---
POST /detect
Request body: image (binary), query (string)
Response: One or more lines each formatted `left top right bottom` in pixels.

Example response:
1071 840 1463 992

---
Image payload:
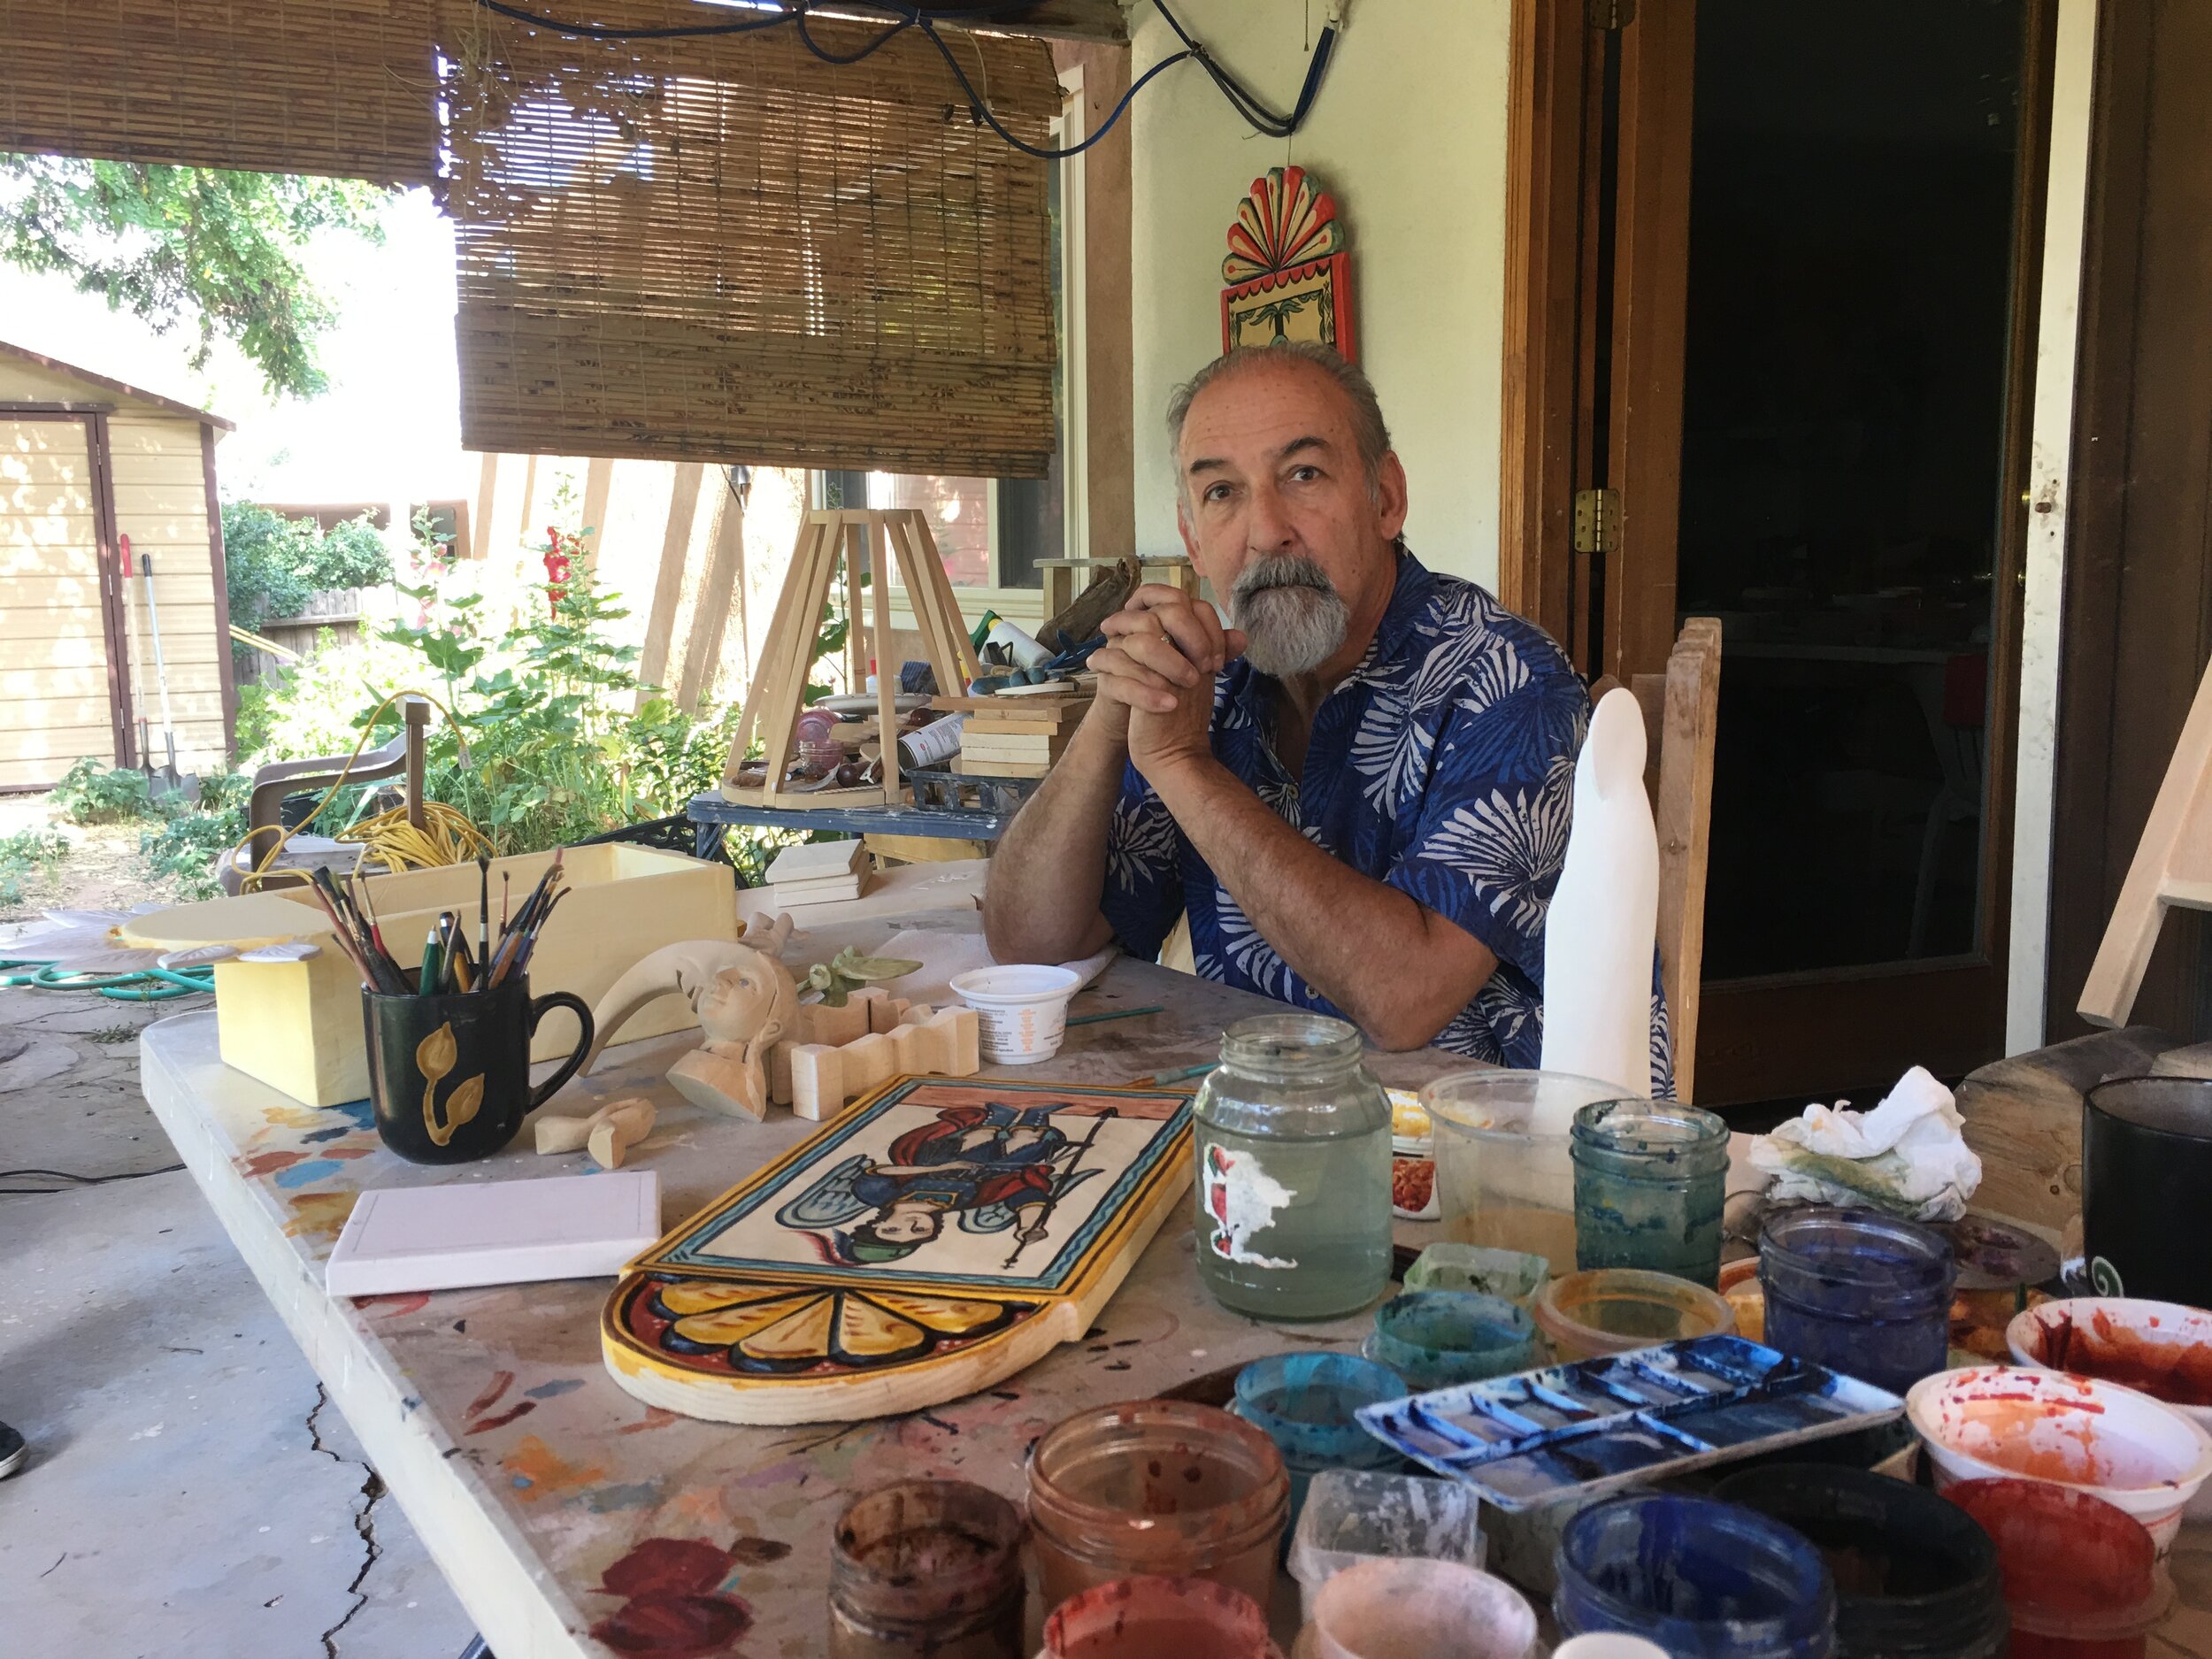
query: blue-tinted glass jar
1570 1099 1732 1287
1554 1494 1837 1659
1758 1207 1955 1396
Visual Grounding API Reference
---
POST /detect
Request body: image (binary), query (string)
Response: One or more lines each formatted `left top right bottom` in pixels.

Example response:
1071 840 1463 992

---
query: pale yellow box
126 845 740 1107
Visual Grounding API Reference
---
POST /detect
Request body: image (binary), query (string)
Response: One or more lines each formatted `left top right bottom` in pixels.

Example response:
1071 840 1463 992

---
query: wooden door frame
1 403 136 774
1499 0 1694 688
1497 0 2058 1101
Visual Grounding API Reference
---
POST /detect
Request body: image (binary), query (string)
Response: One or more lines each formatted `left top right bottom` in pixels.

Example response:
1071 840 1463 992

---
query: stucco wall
1128 0 1514 587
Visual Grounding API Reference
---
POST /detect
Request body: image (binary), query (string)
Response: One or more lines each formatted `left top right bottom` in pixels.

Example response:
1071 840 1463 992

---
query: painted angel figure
776 1103 1102 1266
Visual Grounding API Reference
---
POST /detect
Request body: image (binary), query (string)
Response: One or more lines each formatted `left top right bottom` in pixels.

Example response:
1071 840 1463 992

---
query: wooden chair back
1594 617 1724 1101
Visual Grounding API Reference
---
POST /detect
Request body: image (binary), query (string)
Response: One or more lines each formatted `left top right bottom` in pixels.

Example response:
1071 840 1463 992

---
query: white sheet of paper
325 1170 661 1297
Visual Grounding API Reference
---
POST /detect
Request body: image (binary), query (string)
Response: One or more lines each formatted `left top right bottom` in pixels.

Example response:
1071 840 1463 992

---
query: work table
139 910 2212 1656
139 917 1479 1658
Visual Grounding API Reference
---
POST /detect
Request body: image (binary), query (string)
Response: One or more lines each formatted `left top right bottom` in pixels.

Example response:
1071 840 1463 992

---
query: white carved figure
1540 687 1661 1099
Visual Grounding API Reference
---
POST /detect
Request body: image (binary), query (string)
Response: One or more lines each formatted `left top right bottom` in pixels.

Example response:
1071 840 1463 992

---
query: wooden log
1954 1025 2182 1234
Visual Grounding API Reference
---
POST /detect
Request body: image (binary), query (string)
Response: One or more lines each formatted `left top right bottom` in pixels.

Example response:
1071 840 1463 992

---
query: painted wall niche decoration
602 1076 1194 1425
1220 165 1356 360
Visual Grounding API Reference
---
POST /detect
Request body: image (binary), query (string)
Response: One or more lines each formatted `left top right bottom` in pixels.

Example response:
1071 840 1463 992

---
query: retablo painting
1220 165 1356 360
603 1075 1193 1424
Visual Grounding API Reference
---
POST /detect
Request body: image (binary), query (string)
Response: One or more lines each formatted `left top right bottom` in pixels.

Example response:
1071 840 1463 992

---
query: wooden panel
15 693 225 728
5 571 211 608
1052 39 1135 560
2047 0 2212 1043
0 449 104 486
0 512 98 549
111 480 219 518
0 722 114 762
0 664 111 700
105 419 209 457
0 601 211 642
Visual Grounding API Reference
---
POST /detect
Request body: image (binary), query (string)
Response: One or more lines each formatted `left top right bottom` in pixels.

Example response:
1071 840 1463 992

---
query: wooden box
125 845 740 1108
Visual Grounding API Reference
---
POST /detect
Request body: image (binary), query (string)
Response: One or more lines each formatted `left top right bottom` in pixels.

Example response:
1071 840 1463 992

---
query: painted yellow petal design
445 1074 483 1132
657 1280 794 1318
865 1292 1010 1336
417 1023 458 1083
835 1294 928 1360
670 1291 823 1348
419 1022 458 1140
737 1294 837 1362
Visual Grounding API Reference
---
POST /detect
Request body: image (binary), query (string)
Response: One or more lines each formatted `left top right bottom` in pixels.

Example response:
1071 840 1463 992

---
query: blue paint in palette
1354 1334 1902 1512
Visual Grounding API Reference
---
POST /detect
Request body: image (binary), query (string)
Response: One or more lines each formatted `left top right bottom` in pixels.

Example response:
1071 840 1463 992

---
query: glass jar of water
1193 1014 1393 1319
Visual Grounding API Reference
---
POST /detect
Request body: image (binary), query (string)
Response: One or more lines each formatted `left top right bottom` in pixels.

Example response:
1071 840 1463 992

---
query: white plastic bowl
949 964 1082 1065
2007 1297 2212 1518
1907 1363 2212 1551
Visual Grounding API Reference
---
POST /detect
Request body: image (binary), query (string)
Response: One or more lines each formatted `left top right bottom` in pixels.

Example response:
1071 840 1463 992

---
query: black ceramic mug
362 976 595 1164
2084 1073 2212 1305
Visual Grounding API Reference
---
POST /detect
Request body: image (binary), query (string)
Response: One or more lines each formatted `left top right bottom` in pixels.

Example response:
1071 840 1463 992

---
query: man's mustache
1233 557 1335 600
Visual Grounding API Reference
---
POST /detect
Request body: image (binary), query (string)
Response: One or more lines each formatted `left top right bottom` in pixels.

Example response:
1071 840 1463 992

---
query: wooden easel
721 510 979 810
2080 652 2212 1027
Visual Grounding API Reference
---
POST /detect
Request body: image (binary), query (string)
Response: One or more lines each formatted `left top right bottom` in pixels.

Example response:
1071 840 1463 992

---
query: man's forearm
1147 757 1494 1049
980 707 1128 964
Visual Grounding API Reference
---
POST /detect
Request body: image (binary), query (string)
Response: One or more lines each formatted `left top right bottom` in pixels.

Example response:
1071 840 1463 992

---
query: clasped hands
1088 584 1247 784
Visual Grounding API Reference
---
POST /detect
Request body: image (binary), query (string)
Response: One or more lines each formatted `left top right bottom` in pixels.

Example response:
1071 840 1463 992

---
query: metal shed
0 340 235 790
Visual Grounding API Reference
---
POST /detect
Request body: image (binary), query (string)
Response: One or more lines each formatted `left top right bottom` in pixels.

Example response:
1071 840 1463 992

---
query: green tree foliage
0 156 391 398
221 503 394 634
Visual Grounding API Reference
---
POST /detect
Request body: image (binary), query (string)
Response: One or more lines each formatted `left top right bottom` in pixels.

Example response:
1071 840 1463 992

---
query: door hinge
1573 488 1621 554
1588 0 1635 30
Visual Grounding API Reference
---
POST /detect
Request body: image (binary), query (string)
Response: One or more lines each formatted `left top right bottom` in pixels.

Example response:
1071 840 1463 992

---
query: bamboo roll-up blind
0 0 437 186
441 1 1061 477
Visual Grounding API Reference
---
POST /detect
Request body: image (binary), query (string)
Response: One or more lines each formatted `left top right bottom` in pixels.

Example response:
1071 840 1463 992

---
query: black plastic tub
1712 1464 2008 1659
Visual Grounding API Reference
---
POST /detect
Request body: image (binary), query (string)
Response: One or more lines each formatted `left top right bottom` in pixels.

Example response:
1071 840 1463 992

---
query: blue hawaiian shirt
1100 549 1673 1096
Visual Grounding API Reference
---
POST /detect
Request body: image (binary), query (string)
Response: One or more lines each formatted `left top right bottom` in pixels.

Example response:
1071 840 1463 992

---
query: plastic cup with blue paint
1553 1493 1839 1658
1230 1352 1406 1536
1363 1290 1539 1393
1570 1099 1732 1287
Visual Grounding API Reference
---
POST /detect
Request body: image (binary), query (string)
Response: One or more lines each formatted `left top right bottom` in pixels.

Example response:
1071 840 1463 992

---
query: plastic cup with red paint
1944 1478 2170 1658
1041 1575 1279 1659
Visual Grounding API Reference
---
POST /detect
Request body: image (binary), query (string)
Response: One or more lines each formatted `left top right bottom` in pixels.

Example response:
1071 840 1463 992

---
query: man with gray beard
985 342 1670 1085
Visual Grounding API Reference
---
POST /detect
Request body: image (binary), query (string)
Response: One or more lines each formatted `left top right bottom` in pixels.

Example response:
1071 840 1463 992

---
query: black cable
0 1163 185 1196
467 0 1343 161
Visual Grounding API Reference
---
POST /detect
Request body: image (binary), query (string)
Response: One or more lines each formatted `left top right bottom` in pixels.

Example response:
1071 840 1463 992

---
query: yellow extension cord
234 689 493 891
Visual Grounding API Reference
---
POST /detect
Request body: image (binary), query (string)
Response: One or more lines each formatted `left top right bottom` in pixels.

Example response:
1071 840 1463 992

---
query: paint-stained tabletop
139 913 1486 1658
139 910 2212 1657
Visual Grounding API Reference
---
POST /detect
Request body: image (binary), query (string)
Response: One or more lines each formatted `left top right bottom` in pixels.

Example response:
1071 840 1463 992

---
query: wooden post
679 470 748 711
471 452 500 560
2079 653 2212 1028
403 696 430 831
578 457 615 572
636 464 704 709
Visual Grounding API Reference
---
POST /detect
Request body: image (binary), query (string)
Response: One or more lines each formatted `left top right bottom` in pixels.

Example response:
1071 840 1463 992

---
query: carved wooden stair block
786 1008 981 1121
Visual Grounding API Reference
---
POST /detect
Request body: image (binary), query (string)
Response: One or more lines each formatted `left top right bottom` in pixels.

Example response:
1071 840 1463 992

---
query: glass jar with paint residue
1759 1208 1955 1397
1570 1099 1732 1287
1193 1014 1392 1320
1026 1400 1291 1620
827 1479 1025 1659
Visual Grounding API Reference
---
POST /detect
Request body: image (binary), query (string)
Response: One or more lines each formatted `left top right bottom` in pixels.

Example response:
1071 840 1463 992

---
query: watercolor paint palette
1355 1334 1905 1510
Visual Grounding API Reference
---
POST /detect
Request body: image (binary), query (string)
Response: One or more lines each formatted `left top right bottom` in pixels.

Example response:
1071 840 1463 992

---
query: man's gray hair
1165 341 1393 494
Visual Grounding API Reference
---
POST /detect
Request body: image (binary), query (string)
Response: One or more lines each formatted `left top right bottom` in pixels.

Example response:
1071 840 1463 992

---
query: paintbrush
477 856 491 972
311 867 394 991
508 886 569 980
300 879 373 986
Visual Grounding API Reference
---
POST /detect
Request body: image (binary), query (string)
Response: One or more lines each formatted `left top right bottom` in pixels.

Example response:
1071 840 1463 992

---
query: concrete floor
0 979 476 1656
